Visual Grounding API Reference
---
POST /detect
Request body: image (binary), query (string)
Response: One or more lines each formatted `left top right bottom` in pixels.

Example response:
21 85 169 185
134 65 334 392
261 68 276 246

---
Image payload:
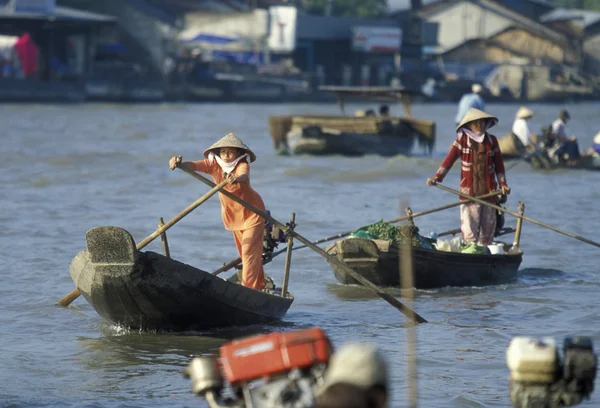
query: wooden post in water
513 201 525 250
158 217 171 258
281 213 296 298
400 204 418 408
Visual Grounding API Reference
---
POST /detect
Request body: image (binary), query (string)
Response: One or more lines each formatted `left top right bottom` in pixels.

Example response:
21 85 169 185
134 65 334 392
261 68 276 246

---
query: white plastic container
488 243 504 255
506 336 558 384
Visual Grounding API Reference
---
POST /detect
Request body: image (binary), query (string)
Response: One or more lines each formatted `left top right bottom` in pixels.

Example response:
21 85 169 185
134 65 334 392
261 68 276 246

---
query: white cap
472 83 483 94
594 131 600 145
318 343 388 394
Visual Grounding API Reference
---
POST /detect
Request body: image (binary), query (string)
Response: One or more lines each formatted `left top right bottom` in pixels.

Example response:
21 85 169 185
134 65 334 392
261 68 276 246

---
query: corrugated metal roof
420 0 565 45
296 14 399 40
541 8 600 28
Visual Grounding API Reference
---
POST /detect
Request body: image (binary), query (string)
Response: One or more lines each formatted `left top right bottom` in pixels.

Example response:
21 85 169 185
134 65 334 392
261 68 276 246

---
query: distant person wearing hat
169 133 267 290
551 109 581 164
379 104 390 118
427 108 510 248
593 132 600 156
512 106 535 150
454 83 485 126
315 343 389 408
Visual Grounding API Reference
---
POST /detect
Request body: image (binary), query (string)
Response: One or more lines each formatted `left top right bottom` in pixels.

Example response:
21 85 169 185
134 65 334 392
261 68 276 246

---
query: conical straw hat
594 131 600 145
203 132 256 162
456 108 498 132
515 106 533 119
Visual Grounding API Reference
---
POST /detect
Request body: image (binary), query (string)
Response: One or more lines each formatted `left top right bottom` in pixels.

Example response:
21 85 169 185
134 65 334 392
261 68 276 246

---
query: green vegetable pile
350 220 435 249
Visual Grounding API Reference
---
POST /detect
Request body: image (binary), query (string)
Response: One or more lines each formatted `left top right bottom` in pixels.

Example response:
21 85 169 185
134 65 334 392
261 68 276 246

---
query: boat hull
70 226 293 331
326 238 522 289
269 115 436 156
287 127 415 157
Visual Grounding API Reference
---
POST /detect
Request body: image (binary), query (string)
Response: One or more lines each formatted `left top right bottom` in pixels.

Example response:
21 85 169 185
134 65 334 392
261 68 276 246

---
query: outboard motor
184 328 333 408
263 210 289 264
507 336 597 407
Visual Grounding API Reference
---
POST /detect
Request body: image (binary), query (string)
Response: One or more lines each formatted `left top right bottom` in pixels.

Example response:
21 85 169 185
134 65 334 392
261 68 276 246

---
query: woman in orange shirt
169 132 266 290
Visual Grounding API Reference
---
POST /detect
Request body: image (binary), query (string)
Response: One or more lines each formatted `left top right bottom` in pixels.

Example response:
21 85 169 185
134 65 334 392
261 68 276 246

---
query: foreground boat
326 237 523 289
70 226 293 331
269 86 436 156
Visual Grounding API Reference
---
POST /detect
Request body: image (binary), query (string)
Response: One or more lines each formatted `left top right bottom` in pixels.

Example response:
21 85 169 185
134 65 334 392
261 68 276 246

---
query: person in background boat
377 104 395 135
315 343 389 408
550 109 581 165
169 133 268 291
426 108 511 249
588 131 600 157
379 104 390 118
454 83 485 126
512 106 536 151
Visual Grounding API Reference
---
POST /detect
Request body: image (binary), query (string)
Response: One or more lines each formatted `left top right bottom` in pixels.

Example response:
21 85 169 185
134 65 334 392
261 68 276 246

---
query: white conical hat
515 106 533 119
594 131 600 144
203 132 256 162
456 108 498 132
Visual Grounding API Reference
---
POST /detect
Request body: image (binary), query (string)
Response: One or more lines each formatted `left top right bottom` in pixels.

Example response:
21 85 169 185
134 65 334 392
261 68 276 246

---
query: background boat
268 86 436 156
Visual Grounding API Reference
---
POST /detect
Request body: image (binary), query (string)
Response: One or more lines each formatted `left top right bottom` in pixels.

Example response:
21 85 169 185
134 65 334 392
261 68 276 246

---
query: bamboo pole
513 201 525 250
178 166 427 324
158 217 171 258
434 183 600 249
57 178 229 307
210 191 504 275
400 221 418 407
281 191 502 252
281 213 295 298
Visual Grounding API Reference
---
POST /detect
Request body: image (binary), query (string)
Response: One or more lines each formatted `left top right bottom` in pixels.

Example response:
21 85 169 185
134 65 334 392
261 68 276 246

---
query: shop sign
352 26 402 53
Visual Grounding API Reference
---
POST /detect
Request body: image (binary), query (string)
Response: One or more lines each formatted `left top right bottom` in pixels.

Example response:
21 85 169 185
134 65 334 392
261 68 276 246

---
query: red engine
185 327 334 408
220 327 333 385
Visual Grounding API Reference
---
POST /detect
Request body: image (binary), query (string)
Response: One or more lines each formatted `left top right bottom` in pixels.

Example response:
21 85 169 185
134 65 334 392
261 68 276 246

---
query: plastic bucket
488 243 504 255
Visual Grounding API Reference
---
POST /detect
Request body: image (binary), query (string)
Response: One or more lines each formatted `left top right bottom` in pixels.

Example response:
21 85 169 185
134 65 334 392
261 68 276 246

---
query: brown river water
1 101 599 407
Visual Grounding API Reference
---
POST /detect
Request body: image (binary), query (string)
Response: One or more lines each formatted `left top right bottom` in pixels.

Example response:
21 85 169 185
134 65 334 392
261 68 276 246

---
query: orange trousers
233 223 265 290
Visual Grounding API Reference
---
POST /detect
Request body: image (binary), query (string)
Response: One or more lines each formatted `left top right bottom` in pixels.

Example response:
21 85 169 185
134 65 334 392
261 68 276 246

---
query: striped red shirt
434 132 507 202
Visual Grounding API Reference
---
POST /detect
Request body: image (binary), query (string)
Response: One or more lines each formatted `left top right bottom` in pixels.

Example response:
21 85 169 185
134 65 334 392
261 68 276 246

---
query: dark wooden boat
325 237 523 289
285 121 416 157
528 151 600 171
268 86 436 157
70 226 294 331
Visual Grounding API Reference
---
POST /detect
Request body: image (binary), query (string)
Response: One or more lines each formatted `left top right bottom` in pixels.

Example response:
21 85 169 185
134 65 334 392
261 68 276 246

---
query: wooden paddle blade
56 288 80 307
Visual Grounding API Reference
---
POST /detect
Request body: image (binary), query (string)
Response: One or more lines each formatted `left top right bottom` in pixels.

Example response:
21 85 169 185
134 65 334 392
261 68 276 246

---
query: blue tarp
209 50 264 65
181 33 238 45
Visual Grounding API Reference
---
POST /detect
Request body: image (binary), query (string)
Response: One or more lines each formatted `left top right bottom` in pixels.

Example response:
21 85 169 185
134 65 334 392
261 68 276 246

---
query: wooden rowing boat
529 151 600 171
268 86 436 156
325 237 522 289
70 226 294 331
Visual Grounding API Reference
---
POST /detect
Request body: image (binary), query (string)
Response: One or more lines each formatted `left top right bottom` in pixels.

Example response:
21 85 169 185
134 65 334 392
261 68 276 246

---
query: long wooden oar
433 183 600 249
57 179 230 307
211 190 503 276
506 145 545 171
287 190 502 252
178 165 427 324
